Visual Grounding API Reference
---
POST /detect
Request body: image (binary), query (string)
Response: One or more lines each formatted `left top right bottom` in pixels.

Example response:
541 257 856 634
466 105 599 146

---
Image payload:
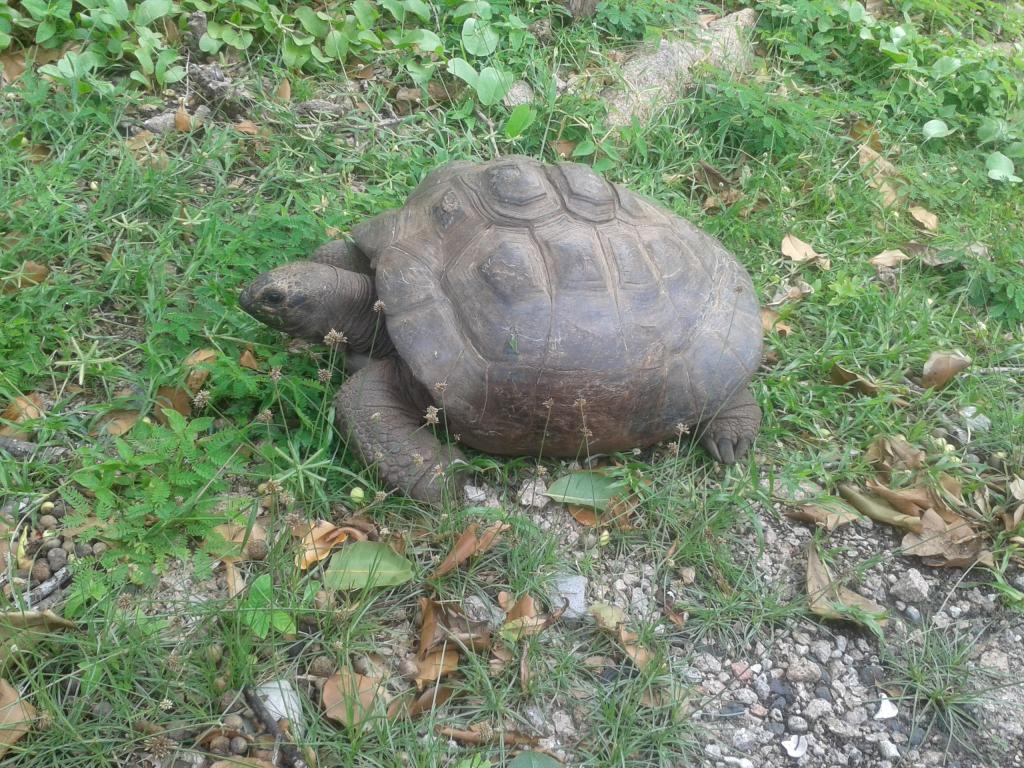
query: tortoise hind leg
698 387 761 464
335 358 465 505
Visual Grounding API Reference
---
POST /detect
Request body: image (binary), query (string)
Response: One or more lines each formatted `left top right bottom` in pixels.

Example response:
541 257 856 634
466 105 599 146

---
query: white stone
890 568 930 603
503 80 535 108
518 478 549 508
879 740 900 760
803 698 833 719
551 574 588 620
786 658 822 683
874 695 898 720
782 734 808 758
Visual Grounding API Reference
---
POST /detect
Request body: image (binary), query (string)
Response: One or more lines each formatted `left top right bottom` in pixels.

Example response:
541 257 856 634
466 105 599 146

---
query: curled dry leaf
858 144 904 208
93 409 141 437
589 602 626 632
154 386 191 424
235 120 261 135
239 346 261 372
849 120 883 152
768 280 814 308
276 78 292 101
184 348 217 393
702 188 744 212
829 364 880 396
806 545 887 627
174 104 191 132
413 649 460 688
0 610 77 668
1 261 49 294
550 140 576 159
865 435 925 477
908 206 939 232
870 249 910 269
211 522 268 560
429 522 508 578
864 480 934 517
838 484 923 532
901 508 992 568
921 350 971 389
0 394 45 441
322 669 385 727
760 309 792 336
781 234 830 269
295 520 350 570
436 721 539 747
784 501 861 532
389 685 454 720
0 679 37 759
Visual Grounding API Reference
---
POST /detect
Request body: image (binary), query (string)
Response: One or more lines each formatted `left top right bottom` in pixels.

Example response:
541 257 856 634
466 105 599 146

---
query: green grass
2 0 1024 765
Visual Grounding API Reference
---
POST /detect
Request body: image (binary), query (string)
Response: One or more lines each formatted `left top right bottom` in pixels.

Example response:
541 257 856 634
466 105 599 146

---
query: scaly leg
698 387 761 464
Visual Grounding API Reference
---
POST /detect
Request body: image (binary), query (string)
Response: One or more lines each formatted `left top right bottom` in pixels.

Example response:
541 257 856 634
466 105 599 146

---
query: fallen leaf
849 120 883 151
692 161 731 192
768 280 814 307
437 722 538 747
760 309 792 336
154 386 191 424
869 249 910 269
125 130 156 151
2 261 49 295
784 501 861 532
617 627 653 670
506 594 538 622
295 520 350 570
858 144 904 207
838 484 923 532
0 679 36 759
239 347 261 371
0 394 45 441
781 234 828 268
829 364 880 396
545 471 625 511
550 140 575 159
404 684 454 718
863 481 933 517
323 541 415 591
908 206 939 232
589 603 625 631
235 120 260 135
429 522 508 578
567 504 599 526
865 435 926 477
276 78 292 101
414 649 460 687
322 669 384 727
210 522 268 561
0 611 77 668
920 350 970 389
174 104 191 132
901 508 992 568
93 409 141 437
184 348 217 393
703 189 744 212
806 546 887 628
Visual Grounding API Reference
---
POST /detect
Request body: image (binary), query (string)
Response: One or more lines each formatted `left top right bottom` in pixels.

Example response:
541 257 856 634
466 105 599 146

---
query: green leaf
1004 141 1024 159
985 152 1022 183
379 0 406 22
133 0 172 27
282 37 311 68
462 18 498 56
508 753 563 768
544 471 625 511
572 139 597 157
324 29 348 60
323 542 415 591
352 0 378 29
294 6 329 38
198 33 221 53
977 116 1011 145
446 56 478 88
403 0 432 22
35 18 56 45
922 119 954 141
403 28 442 53
931 55 961 79
475 66 511 106
504 104 536 138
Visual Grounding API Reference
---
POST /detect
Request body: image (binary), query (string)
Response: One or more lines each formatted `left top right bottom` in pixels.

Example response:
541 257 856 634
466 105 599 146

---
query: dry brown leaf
703 188 744 212
2 261 49 295
768 280 814 307
0 394 45 441
829 364 880 396
760 309 792 336
858 144 904 207
418 598 442 659
865 435 925 477
415 649 460 687
184 348 217 393
589 602 626 631
505 594 537 622
154 386 191 424
784 501 860 532
322 669 383 727
550 140 576 159
909 206 939 232
921 350 970 389
94 409 141 437
239 346 261 372
436 722 539 747
0 610 77 668
430 524 480 578
864 481 932 517
174 104 191 132
0 679 36 759
838 484 923 532
870 249 910 269
567 504 599 526
405 684 454 718
235 120 260 135
849 120 883 151
781 234 828 268
617 627 653 670
806 546 887 626
901 508 992 568
276 78 292 101
211 522 268 561
295 521 350 570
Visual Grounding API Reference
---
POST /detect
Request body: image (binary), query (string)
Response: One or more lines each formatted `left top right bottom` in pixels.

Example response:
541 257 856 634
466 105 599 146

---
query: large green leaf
544 471 626 511
324 542 415 590
462 17 498 56
508 753 562 768
504 104 536 138
986 152 1021 183
133 0 172 27
475 66 511 106
447 56 478 87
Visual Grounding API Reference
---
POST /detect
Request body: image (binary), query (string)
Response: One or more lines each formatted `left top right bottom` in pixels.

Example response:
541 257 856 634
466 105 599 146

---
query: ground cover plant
1 0 1023 766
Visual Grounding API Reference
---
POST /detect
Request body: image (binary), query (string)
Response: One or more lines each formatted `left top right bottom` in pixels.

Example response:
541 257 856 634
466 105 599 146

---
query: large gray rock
603 9 758 126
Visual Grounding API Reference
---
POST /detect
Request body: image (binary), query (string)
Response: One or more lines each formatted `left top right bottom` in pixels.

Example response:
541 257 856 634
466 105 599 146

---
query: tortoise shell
352 156 761 457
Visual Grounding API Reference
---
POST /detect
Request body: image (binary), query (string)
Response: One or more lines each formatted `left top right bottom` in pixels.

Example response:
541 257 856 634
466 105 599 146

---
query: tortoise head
240 261 368 343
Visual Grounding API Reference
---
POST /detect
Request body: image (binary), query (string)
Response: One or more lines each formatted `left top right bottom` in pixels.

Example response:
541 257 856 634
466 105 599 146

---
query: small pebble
41 537 62 551
75 542 93 557
209 735 231 755
46 547 68 570
879 740 900 760
229 736 249 755
38 514 58 530
31 560 51 582
787 715 809 733
223 714 246 732
308 655 336 678
92 541 108 557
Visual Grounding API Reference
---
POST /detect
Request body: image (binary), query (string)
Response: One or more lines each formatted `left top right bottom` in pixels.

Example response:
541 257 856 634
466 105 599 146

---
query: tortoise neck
322 270 395 357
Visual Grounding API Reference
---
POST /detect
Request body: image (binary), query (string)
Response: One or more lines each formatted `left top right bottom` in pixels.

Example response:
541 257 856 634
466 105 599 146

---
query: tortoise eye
262 289 285 306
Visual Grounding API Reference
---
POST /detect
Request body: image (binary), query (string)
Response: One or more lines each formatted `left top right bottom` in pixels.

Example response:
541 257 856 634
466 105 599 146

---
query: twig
0 436 69 462
974 366 1024 375
242 685 309 768
27 567 73 607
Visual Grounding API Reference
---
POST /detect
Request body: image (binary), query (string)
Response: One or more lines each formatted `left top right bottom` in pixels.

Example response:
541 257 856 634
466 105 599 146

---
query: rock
462 594 505 628
810 640 832 664
978 649 1009 672
30 560 51 583
723 757 755 768
693 652 722 674
786 658 822 683
803 698 833 719
518 477 549 508
858 664 884 687
463 484 488 503
603 10 758 126
551 710 576 738
959 406 991 432
143 111 180 134
904 605 922 624
787 715 809 734
503 81 536 109
879 740 900 760
188 63 251 118
38 514 58 530
550 574 588 620
229 736 248 755
732 688 758 706
46 547 68 571
731 727 759 751
890 568 930 603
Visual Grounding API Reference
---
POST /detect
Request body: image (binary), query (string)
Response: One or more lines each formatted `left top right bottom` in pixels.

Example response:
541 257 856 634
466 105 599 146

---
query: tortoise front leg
335 358 465 505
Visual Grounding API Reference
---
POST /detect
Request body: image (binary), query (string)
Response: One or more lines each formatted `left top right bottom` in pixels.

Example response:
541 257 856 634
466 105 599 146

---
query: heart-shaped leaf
324 541 415 590
545 471 625 511
921 119 954 141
